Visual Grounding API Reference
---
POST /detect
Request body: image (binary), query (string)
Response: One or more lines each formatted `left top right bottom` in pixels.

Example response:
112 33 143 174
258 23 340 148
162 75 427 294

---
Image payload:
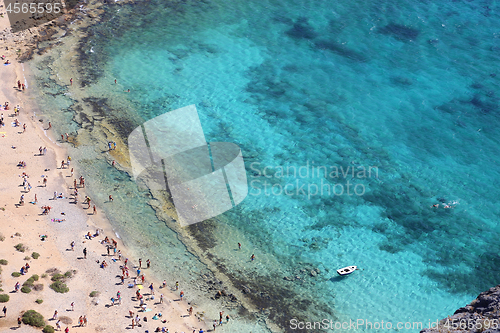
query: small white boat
337 266 357 276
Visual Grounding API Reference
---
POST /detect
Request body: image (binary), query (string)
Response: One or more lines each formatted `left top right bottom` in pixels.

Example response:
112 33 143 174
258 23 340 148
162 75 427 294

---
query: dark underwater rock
285 20 318 40
314 40 368 62
378 23 420 41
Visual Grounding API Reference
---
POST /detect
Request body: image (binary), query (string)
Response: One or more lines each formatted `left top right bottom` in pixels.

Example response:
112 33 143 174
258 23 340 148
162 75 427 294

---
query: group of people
16 80 25 91
18 262 30 275
8 115 221 333
60 156 71 169
38 146 47 155
41 205 52 215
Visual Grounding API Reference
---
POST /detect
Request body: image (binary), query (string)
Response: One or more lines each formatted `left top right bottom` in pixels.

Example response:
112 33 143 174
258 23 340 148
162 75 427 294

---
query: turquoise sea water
29 0 500 331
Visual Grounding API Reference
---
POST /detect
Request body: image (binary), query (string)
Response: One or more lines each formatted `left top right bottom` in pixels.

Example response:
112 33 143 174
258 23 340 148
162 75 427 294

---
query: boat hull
337 265 357 276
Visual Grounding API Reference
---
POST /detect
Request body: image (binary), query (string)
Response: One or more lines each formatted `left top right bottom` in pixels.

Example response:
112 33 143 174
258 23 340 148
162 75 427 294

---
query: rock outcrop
421 285 500 333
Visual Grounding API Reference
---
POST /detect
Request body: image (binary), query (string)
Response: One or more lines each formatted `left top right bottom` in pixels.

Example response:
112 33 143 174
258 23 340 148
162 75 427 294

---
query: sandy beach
0 7 210 333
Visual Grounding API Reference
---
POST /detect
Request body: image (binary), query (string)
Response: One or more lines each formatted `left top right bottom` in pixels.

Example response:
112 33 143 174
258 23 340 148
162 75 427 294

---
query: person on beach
238 242 241 249
65 327 69 333
188 306 193 316
48 122 51 129
14 281 20 292
70 78 73 85
147 259 150 268
17 316 21 327
160 294 163 303
2 306 5 317
180 291 184 301
93 205 97 214
226 314 230 323
139 259 142 269
251 254 255 261
137 268 141 277
52 310 58 320
71 302 75 311
43 177 47 187
149 283 154 295
56 320 61 330
71 241 75 251
83 316 87 326
162 280 166 288
17 80 21 90
175 281 179 290
109 195 113 202
83 248 87 259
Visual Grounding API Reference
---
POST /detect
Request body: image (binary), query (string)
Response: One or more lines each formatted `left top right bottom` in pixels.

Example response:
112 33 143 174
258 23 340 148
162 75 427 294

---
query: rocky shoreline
421 285 500 333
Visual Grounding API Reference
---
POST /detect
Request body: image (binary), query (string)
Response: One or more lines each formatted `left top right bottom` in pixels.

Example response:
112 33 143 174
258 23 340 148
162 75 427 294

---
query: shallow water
28 0 500 331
